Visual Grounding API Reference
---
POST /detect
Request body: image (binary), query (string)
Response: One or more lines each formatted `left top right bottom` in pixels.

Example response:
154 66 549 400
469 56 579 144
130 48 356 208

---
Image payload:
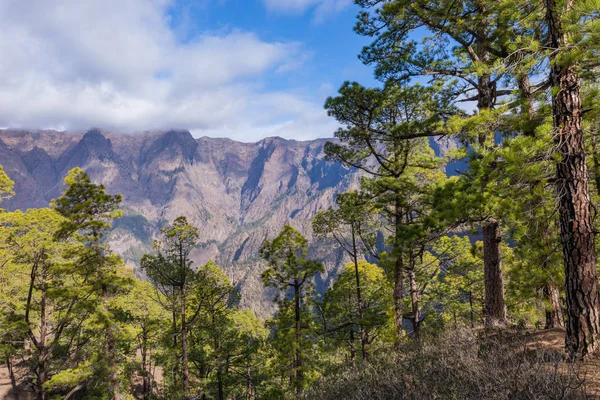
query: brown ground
1 329 600 399
481 328 600 399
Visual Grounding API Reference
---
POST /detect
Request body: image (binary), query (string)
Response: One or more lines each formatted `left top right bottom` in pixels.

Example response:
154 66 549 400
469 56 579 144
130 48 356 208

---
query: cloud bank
0 0 338 141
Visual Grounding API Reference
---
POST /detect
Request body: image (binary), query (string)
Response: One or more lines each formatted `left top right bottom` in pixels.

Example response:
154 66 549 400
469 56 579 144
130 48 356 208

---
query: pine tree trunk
37 267 48 400
348 329 356 367
171 301 178 390
104 285 121 400
474 2 508 327
213 325 224 400
469 291 474 328
545 0 600 360
517 74 536 136
293 281 302 393
217 365 224 400
483 220 507 326
544 284 564 329
477 66 507 328
6 355 19 400
408 268 420 336
141 326 150 400
351 228 368 361
393 197 404 345
181 288 190 397
246 364 254 400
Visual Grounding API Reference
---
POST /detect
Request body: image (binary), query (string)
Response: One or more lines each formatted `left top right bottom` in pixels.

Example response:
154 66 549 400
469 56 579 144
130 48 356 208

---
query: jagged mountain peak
58 128 116 172
0 128 361 316
142 129 198 164
80 128 112 151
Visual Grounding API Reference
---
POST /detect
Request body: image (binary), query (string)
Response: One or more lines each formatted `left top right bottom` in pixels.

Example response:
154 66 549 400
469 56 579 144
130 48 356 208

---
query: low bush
304 329 593 400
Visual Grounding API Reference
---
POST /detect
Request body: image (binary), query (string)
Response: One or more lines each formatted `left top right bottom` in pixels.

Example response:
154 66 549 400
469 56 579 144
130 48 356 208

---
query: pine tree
543 0 600 359
325 82 452 341
320 261 391 365
188 260 238 400
52 167 129 399
260 226 323 394
116 279 167 400
140 216 199 398
353 0 532 327
0 208 87 400
313 191 378 361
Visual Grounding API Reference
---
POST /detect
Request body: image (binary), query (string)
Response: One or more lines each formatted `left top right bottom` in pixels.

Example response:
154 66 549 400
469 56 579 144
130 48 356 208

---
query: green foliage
260 226 324 296
428 236 485 329
313 191 379 260
0 164 14 207
52 167 122 241
4 0 600 393
51 167 133 398
261 226 324 393
320 261 393 360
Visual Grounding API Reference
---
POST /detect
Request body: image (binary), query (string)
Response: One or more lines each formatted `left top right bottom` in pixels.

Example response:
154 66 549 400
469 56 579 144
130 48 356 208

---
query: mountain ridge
0 128 357 315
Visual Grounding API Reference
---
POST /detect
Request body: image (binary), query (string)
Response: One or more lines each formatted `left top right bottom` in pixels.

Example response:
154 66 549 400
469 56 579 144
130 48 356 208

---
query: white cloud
0 0 337 141
262 0 352 22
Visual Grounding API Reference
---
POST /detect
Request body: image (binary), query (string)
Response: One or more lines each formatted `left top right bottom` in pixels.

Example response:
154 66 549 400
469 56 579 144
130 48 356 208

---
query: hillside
0 128 364 315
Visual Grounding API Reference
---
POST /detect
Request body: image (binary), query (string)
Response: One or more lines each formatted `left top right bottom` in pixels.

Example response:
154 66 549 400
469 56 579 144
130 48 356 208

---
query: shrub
304 329 592 400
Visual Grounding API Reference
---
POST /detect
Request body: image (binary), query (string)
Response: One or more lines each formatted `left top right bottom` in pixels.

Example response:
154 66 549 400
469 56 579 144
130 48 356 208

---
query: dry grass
304 328 600 400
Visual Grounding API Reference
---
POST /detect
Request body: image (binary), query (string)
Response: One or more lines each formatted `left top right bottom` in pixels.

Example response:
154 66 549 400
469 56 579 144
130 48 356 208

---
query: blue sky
0 0 378 142
167 0 375 91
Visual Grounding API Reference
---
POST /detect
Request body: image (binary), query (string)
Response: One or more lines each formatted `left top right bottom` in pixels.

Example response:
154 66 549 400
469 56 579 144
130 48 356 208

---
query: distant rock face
0 129 459 316
0 129 362 316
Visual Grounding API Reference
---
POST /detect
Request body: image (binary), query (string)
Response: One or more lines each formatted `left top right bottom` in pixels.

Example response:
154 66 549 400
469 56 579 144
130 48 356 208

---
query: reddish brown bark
476 21 507 327
545 0 600 359
544 284 564 329
480 103 506 328
483 220 507 327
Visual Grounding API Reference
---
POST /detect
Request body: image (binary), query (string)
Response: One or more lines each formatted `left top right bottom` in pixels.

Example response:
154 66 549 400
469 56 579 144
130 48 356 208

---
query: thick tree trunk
478 67 507 328
483 220 507 326
37 350 47 400
475 3 506 327
545 0 600 360
544 284 564 329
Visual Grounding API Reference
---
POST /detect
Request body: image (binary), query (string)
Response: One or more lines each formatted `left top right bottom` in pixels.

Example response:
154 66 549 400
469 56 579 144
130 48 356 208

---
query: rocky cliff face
0 128 359 315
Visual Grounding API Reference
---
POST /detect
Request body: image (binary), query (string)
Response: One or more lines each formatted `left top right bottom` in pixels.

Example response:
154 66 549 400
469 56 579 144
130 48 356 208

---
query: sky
0 0 377 142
